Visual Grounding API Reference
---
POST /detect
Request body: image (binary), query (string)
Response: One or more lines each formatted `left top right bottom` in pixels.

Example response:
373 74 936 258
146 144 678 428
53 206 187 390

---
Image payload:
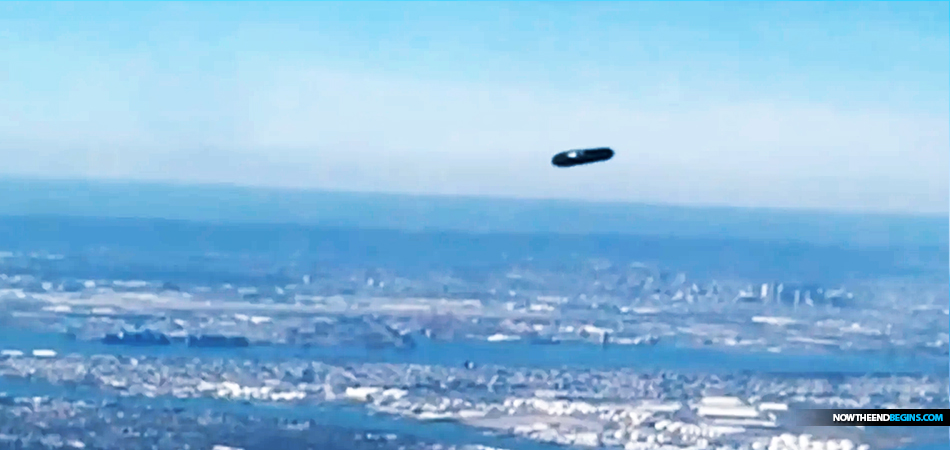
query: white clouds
0 52 947 214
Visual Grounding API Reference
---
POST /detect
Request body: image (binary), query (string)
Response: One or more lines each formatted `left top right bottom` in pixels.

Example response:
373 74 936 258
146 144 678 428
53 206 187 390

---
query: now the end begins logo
801 409 950 426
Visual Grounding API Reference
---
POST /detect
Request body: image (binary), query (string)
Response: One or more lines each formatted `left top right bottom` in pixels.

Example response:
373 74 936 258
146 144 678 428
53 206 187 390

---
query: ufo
551 147 615 168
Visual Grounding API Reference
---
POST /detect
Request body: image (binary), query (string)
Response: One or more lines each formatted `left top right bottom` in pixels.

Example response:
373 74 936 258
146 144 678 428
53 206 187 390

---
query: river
0 328 946 375
0 328 945 450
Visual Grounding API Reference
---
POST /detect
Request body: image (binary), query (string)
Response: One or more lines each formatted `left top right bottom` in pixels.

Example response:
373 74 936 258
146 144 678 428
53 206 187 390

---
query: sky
0 1 947 215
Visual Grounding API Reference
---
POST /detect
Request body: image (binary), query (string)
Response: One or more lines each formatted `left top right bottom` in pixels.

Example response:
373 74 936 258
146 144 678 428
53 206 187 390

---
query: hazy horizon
4 173 947 219
1 176 946 250
1 2 947 215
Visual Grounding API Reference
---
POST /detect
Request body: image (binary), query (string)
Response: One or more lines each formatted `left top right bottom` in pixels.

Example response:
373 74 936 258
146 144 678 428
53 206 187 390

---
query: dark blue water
0 328 946 376
897 444 948 450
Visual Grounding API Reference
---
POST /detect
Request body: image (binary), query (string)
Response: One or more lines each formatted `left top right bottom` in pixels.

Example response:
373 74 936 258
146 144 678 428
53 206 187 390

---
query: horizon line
1 174 947 220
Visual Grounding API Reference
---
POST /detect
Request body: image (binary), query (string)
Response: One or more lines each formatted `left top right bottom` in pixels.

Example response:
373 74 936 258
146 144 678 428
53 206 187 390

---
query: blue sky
0 1 947 214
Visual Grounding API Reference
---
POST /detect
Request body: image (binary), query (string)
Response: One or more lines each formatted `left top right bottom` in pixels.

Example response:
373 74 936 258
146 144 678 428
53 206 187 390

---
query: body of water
0 182 944 449
0 328 946 376
0 329 945 450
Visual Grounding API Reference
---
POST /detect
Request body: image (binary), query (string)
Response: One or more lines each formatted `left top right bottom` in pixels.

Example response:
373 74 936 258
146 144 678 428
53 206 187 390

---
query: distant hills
0 177 945 249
